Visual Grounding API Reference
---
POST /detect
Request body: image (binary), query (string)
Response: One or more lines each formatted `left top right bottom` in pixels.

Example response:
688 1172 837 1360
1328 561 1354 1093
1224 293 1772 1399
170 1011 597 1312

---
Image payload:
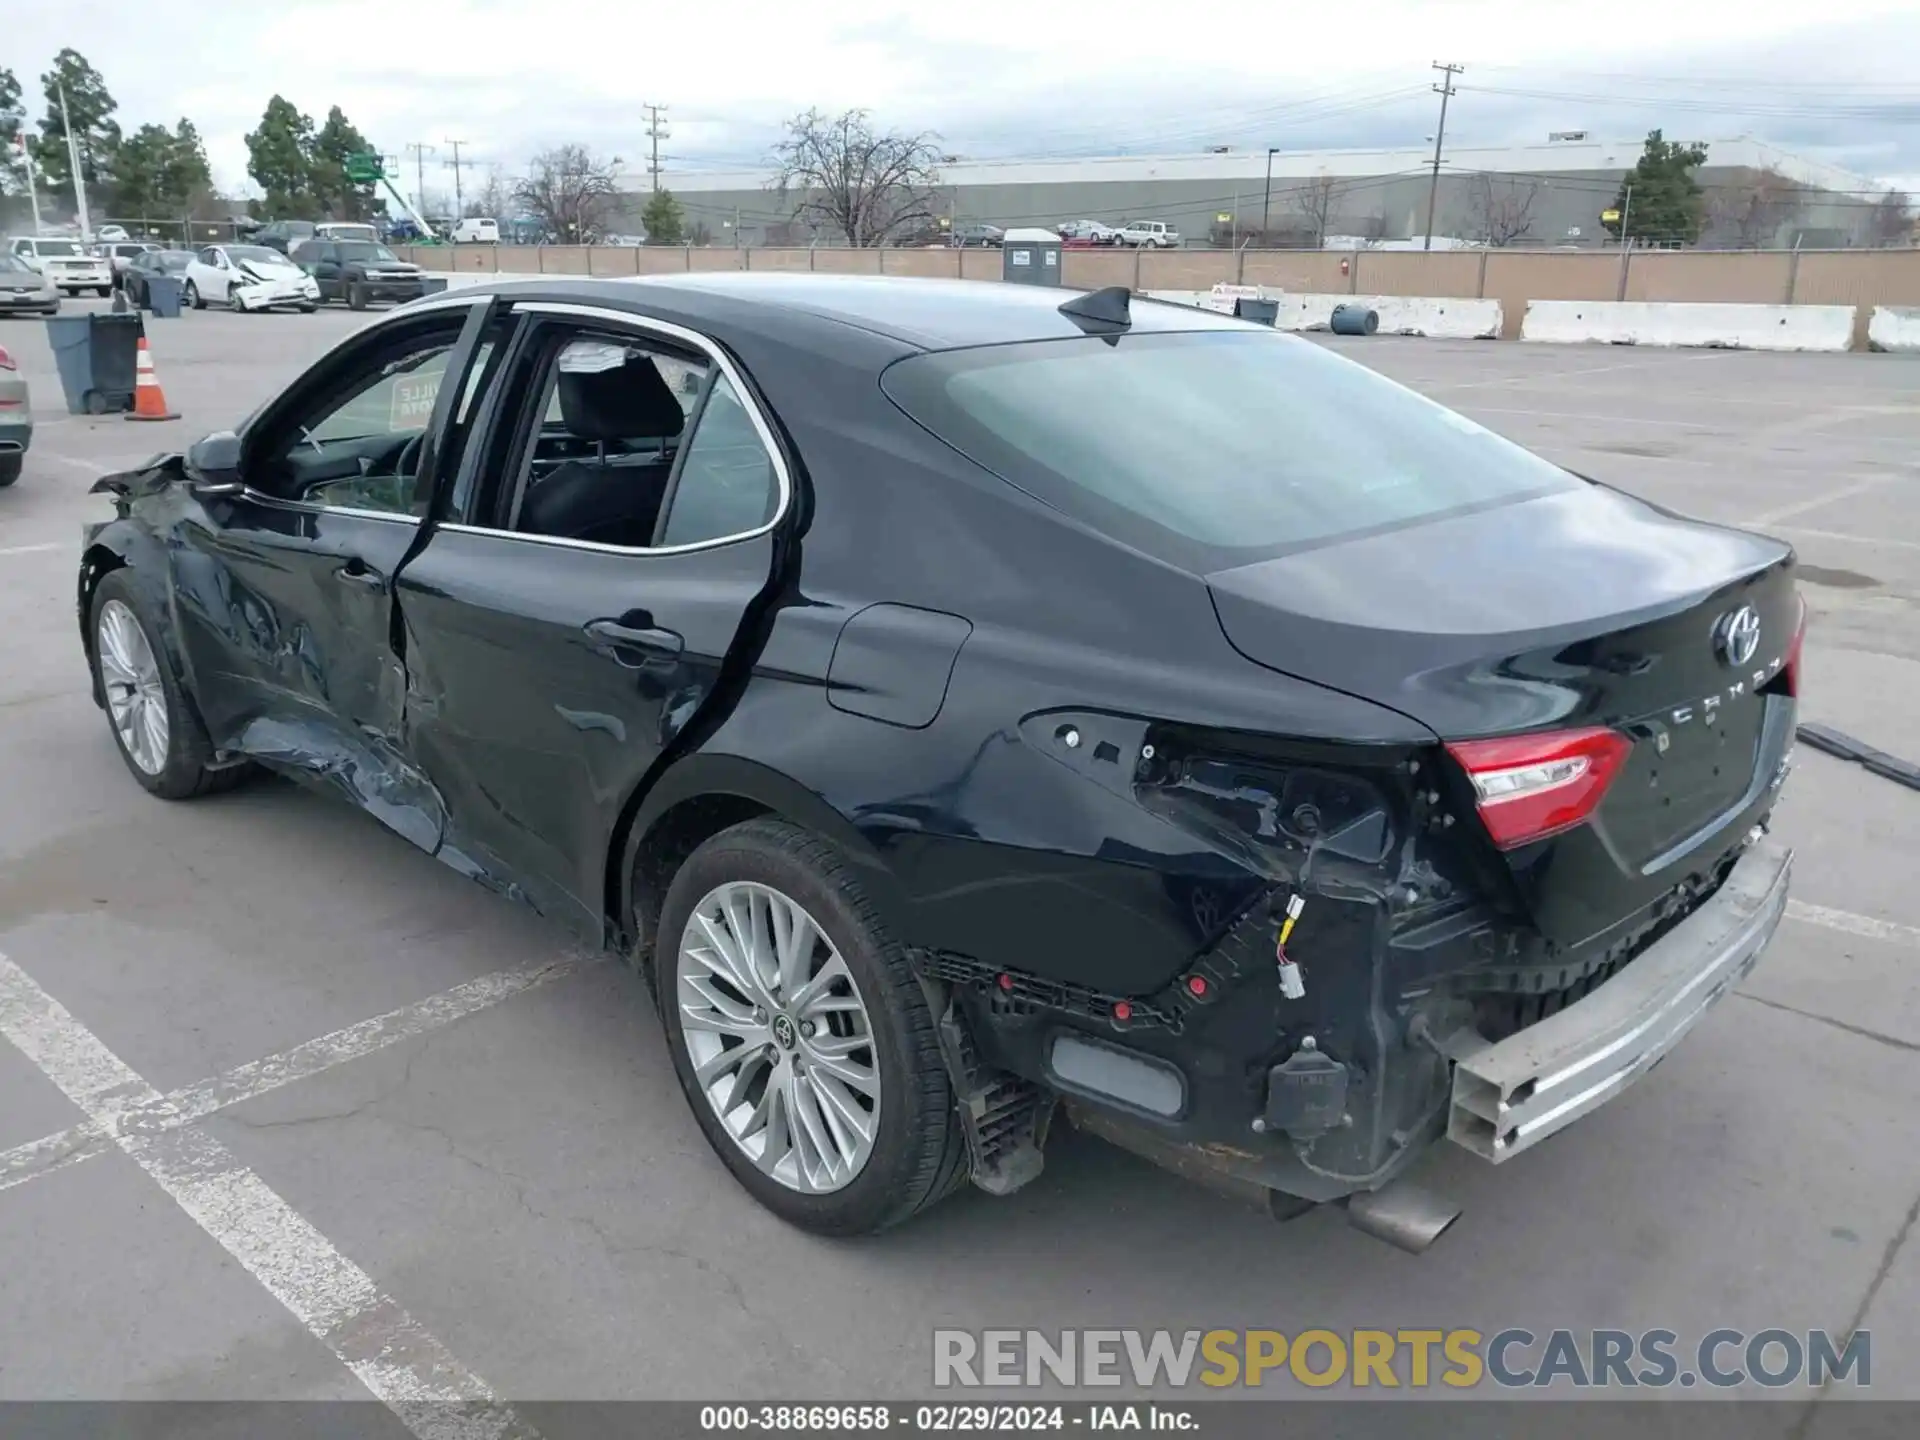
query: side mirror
186 430 245 497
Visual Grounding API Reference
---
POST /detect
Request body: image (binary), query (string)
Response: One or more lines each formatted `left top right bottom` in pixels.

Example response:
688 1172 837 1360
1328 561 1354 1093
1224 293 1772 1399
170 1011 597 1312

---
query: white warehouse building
624 134 1890 250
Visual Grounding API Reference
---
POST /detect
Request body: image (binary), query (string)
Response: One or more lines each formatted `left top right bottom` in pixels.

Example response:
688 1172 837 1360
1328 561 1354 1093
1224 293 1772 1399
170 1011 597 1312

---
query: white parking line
1787 900 1920 951
0 952 543 1440
1749 475 1896 527
0 543 63 558
0 951 594 1194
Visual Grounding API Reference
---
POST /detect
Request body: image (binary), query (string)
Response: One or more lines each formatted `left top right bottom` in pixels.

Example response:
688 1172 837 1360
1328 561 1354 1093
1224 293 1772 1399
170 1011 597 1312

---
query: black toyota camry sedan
77 274 1802 1247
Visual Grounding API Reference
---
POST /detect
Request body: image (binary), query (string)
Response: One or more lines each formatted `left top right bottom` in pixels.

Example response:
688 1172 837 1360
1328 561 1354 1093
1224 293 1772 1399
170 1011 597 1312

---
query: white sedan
183 244 320 313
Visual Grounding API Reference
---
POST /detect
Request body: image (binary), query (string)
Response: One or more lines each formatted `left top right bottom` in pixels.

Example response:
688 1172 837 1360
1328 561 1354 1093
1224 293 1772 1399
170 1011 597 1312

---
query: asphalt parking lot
1 297 1917 1428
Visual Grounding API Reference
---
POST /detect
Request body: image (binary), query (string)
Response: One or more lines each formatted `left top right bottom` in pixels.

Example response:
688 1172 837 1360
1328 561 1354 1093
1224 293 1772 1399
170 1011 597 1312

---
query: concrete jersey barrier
1521 300 1853 352
1867 306 1920 354
1144 288 1501 339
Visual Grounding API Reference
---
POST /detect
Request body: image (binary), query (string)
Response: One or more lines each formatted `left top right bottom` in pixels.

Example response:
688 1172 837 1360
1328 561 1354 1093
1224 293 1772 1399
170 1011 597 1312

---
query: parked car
452 217 501 244
949 223 1005 248
315 222 381 245
183 244 320 312
75 275 1802 1246
1058 219 1121 244
0 251 61 316
122 249 197 308
290 238 427 308
0 340 29 487
248 220 318 255
1117 220 1182 248
103 241 163 287
8 236 113 295
95 224 131 242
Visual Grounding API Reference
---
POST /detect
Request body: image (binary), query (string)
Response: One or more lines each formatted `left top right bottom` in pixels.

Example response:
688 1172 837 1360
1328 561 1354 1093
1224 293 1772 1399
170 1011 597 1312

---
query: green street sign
345 152 384 184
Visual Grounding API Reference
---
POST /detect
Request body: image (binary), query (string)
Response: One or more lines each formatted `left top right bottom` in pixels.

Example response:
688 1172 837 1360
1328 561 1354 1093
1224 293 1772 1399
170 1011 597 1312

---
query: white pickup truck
8 236 114 296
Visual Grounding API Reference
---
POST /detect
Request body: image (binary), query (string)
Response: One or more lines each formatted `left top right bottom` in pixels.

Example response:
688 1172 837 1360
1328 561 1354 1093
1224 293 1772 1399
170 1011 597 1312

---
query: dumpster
146 274 184 318
1232 296 1280 326
44 313 143 415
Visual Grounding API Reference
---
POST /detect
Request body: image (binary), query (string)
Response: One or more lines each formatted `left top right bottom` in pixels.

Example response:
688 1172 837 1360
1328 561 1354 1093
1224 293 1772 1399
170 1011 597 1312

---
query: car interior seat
518 355 685 547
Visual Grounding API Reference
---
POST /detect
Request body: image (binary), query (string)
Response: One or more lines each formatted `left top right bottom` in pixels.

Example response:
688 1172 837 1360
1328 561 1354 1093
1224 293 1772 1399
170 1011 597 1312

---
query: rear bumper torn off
1447 837 1792 1163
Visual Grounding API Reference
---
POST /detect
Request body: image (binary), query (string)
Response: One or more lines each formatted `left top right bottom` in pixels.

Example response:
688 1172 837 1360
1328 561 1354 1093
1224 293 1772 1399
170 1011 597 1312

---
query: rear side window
881 330 1579 567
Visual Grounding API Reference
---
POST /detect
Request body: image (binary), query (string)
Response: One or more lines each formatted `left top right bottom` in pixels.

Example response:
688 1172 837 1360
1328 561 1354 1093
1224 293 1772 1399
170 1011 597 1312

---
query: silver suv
1118 220 1181 248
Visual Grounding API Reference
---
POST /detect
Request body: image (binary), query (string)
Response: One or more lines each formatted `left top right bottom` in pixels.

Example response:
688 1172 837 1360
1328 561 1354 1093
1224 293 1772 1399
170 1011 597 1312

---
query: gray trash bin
1330 303 1380 336
44 313 143 415
1233 296 1279 326
419 278 449 297
146 275 184 318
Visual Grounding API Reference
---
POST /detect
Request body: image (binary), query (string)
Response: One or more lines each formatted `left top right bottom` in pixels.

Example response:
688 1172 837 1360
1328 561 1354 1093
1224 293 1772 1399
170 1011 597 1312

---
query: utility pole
642 104 670 192
1262 147 1278 241
406 142 436 218
1423 62 1463 251
444 139 469 217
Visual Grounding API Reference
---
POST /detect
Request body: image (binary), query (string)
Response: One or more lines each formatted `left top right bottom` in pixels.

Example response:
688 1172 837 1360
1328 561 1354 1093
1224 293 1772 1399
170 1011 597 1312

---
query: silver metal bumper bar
1447 838 1792 1163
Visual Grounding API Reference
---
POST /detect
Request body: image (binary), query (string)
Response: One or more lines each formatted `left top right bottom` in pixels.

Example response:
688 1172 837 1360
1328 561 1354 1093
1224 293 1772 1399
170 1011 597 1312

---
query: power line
642 104 670 192
1424 63 1463 250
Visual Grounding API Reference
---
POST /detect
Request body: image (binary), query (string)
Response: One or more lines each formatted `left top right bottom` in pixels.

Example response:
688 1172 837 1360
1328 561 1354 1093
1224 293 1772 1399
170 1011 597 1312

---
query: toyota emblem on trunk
1715 605 1762 668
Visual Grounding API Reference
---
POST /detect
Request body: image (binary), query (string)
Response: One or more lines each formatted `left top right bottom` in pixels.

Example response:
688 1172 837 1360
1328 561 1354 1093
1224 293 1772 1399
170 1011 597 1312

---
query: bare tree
1867 189 1913 247
1289 173 1339 248
513 145 622 241
770 108 942 247
467 164 513 220
1706 169 1805 249
1468 175 1540 246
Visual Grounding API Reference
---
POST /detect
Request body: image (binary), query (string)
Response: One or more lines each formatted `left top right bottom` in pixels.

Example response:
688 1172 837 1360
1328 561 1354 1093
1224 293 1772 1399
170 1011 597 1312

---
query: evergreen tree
1605 130 1711 246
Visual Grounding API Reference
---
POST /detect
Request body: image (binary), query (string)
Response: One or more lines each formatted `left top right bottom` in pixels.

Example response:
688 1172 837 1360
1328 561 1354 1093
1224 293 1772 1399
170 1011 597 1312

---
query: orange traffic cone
124 336 180 422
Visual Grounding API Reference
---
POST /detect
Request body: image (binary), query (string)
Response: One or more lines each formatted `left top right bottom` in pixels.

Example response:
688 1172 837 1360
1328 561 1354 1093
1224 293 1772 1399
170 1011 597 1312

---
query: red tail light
1445 727 1631 850
1782 594 1807 698
0 343 15 371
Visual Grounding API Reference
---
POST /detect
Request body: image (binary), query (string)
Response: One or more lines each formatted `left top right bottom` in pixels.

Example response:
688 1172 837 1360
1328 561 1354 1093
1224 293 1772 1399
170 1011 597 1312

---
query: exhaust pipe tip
1344 1182 1462 1254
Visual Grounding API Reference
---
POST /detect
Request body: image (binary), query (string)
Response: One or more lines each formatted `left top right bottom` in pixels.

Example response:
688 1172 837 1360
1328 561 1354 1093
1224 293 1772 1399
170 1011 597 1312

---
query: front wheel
89 571 250 800
656 819 967 1235
297 303 316 314
184 280 204 310
97 286 112 297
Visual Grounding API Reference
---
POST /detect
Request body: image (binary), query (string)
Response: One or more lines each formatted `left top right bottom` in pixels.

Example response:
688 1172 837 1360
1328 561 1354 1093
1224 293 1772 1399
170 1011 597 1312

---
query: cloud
6 0 1917 197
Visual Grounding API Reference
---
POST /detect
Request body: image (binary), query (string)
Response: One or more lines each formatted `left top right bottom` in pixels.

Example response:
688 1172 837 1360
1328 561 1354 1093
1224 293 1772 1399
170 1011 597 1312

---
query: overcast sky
10 0 1920 199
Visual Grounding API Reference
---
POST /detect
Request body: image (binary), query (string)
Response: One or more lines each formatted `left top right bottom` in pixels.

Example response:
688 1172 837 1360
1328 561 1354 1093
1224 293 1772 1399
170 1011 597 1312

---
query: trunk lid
1208 483 1799 943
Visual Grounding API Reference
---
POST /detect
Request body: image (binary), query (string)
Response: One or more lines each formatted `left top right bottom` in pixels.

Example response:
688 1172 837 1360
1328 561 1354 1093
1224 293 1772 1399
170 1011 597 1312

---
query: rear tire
655 818 968 1235
0 453 20 488
89 571 251 800
96 286 111 297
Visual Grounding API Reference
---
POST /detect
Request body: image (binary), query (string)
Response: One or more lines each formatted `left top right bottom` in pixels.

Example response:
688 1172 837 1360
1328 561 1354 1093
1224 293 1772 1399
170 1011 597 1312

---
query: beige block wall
1625 251 1794 303
1354 252 1484 299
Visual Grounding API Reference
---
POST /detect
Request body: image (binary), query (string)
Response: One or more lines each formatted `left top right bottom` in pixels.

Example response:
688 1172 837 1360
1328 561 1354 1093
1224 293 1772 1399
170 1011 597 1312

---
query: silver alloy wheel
97 599 170 776
676 880 880 1194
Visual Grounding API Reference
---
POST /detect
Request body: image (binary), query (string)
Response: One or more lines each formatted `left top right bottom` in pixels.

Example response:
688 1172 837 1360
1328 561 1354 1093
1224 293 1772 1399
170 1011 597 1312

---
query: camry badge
1715 605 1762 669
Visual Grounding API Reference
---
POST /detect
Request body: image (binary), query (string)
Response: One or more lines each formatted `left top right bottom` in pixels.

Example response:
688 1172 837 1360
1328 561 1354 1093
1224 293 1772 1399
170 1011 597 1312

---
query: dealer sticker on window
389 374 441 430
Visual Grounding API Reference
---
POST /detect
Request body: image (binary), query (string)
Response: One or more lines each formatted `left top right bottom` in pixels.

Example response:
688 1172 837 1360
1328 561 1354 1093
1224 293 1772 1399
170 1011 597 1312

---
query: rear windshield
34 240 82 257
881 329 1581 568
